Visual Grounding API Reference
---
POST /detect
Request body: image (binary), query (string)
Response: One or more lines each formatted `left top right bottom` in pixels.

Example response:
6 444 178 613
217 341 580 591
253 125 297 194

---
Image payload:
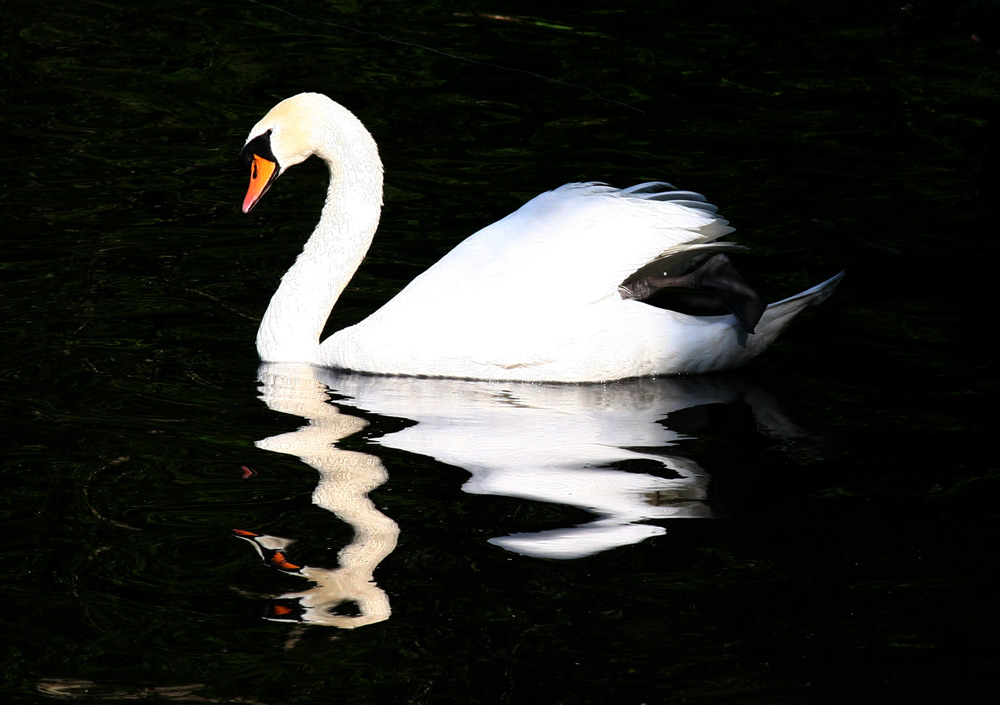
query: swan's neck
257 119 383 363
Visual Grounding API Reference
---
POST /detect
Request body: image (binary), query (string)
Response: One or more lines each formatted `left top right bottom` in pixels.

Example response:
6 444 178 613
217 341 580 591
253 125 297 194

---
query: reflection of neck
256 363 398 629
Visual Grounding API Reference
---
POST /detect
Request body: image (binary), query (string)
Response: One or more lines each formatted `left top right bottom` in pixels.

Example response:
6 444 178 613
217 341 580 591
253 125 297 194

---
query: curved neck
256 115 383 363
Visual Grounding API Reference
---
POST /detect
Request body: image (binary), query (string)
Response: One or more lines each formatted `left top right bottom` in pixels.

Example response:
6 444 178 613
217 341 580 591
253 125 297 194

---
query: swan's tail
748 271 845 355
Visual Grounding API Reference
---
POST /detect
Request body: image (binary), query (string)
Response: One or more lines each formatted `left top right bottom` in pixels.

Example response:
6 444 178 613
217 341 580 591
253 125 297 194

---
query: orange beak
242 154 279 214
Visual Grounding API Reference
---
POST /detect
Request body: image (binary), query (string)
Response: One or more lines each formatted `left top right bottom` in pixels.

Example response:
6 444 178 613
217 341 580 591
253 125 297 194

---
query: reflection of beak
242 154 279 214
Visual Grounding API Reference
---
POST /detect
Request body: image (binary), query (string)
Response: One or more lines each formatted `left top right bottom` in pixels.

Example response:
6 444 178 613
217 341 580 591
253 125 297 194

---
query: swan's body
242 93 841 382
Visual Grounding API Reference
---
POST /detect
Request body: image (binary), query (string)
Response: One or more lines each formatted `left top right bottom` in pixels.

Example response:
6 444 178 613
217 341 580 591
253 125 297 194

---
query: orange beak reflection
243 154 279 214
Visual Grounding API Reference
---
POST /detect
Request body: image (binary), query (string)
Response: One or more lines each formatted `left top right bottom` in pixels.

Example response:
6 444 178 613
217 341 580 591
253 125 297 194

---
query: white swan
241 93 842 382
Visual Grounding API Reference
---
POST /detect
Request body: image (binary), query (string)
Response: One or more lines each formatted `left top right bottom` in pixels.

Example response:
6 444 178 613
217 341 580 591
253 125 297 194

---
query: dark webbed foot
619 254 766 333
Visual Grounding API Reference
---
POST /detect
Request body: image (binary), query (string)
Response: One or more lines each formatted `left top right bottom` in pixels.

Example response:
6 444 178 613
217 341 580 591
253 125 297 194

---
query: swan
241 92 842 382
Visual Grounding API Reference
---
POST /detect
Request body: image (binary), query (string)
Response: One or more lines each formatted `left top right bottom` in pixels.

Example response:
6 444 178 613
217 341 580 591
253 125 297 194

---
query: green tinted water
2 1 997 703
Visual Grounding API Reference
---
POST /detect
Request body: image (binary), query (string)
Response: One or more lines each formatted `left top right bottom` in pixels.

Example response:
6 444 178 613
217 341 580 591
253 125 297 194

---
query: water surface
2 1 997 703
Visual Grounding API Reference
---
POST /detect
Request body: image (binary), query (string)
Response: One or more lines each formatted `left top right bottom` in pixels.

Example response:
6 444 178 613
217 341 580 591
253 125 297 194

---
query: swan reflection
245 362 816 627
240 365 398 628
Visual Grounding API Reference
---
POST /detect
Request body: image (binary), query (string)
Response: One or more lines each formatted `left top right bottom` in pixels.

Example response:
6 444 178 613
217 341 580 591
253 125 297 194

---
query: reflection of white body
323 371 718 559
260 365 812 561
243 93 843 381
251 364 814 626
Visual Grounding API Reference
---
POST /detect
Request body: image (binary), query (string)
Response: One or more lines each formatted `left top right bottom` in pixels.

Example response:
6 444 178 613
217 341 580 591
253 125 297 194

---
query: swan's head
240 93 377 214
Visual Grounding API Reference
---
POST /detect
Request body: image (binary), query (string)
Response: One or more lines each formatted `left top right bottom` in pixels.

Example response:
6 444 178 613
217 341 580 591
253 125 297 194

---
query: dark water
2 0 998 702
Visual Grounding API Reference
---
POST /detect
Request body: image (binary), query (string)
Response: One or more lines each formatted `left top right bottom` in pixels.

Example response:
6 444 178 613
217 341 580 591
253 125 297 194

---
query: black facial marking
240 129 277 170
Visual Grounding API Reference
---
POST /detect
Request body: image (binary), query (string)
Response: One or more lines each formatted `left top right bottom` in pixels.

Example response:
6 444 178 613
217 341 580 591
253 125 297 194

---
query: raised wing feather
404 182 738 309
